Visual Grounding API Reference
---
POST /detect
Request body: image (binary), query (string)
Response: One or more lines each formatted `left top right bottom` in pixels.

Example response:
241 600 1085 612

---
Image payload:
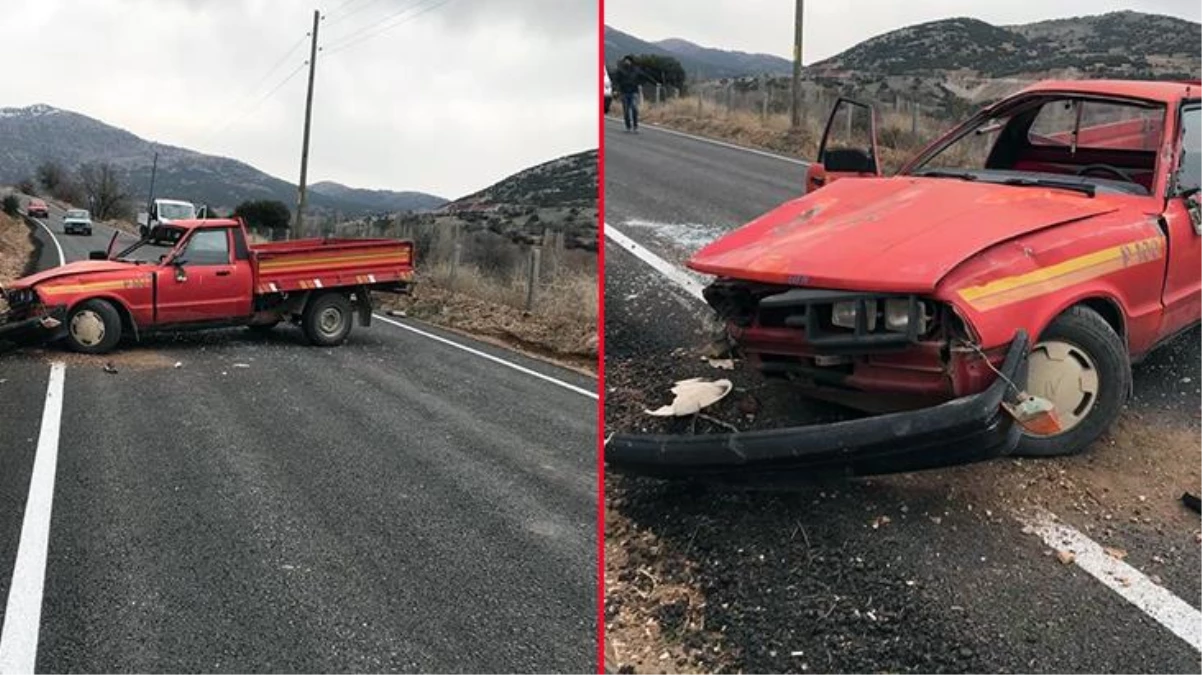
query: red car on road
26 198 49 218
608 79 1200 479
0 218 414 353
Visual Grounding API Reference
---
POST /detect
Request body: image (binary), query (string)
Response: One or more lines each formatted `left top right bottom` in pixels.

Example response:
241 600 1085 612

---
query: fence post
911 103 919 135
525 246 541 312
656 84 662 104
638 84 645 106
449 224 461 290
697 91 703 116
762 82 769 121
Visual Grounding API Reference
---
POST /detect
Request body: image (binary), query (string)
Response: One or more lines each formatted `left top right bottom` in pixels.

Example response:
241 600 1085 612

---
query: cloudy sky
0 0 596 200
607 0 1201 62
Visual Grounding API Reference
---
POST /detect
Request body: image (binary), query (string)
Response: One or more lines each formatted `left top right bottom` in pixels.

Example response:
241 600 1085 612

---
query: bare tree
77 162 130 220
36 161 64 194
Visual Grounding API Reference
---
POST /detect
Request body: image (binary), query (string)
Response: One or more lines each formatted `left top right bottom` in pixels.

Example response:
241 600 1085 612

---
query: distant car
26 199 49 219
603 66 613 114
62 208 92 236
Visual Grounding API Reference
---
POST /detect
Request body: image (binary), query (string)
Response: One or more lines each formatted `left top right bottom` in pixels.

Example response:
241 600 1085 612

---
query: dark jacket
613 62 653 95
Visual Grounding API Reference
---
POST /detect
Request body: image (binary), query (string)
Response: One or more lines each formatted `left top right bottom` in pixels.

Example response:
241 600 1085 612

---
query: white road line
605 116 808 166
26 217 64 267
373 314 598 400
1019 507 1202 652
603 222 707 303
0 362 66 674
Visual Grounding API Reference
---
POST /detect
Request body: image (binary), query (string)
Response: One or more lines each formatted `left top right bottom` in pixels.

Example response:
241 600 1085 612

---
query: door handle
216 270 231 277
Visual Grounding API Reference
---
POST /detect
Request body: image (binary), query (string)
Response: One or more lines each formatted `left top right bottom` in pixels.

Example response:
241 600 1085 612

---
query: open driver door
804 97 881 194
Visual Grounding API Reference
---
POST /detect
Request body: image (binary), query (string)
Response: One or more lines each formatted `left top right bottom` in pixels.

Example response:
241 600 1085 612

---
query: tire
64 299 123 354
1013 306 1130 457
301 293 353 346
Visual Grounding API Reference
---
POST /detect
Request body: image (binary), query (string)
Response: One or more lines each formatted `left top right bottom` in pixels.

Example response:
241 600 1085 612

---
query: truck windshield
158 203 195 220
65 209 89 219
116 226 186 263
908 96 1165 196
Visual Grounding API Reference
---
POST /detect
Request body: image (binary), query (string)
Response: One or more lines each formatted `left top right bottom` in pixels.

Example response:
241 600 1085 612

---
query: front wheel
301 293 353 346
1013 306 1130 457
64 299 123 354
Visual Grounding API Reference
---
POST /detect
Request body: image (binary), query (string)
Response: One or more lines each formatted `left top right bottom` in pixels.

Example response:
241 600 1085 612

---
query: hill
813 11 1199 79
0 104 445 217
605 26 789 79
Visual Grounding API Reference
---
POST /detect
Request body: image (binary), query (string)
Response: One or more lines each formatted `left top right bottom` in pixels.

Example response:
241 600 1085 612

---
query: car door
804 97 881 194
155 227 253 324
1158 101 1201 338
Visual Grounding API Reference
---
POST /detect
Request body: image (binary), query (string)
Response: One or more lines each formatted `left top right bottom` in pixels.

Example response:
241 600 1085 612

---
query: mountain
0 104 445 217
309 180 446 214
444 149 596 212
813 11 1199 79
605 26 788 79
654 38 792 77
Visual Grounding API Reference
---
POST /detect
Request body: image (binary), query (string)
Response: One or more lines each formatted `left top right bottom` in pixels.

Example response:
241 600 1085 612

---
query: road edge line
373 313 598 400
1018 507 1202 652
605 116 808 166
0 362 66 674
603 222 707 303
23 216 64 268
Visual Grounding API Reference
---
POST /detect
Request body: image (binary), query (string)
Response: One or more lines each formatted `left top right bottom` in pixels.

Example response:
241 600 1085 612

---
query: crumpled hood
4 260 135 290
687 177 1123 293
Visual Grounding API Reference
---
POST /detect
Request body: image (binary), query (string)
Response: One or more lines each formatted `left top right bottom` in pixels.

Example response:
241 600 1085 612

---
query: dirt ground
604 328 1201 673
378 283 598 375
0 211 35 285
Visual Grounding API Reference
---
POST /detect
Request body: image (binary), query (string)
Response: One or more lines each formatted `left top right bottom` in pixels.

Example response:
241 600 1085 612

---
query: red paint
690 79 1201 400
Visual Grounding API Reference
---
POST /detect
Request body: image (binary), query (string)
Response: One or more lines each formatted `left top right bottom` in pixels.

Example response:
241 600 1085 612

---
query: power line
323 0 391 28
209 61 307 137
199 32 307 140
324 0 457 57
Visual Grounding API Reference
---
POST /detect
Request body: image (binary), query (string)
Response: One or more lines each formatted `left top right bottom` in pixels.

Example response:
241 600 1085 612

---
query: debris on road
233 363 250 369
644 378 733 417
102 363 117 374
871 515 892 529
173 361 182 369
1056 550 1076 565
1182 492 1200 513
705 357 735 370
387 309 407 318
1103 546 1128 561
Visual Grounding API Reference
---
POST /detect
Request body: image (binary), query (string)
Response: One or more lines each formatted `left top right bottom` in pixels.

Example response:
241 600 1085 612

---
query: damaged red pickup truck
0 218 413 354
608 79 1200 480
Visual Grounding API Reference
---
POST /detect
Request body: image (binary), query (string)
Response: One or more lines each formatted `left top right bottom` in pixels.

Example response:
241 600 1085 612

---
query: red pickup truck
0 218 413 353
607 79 1200 480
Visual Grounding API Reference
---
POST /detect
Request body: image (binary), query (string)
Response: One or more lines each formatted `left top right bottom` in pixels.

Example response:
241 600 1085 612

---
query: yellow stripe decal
958 237 1164 311
258 252 409 270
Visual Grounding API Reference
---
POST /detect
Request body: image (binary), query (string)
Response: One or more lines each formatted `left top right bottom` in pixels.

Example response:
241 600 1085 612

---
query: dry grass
632 95 958 174
0 211 34 284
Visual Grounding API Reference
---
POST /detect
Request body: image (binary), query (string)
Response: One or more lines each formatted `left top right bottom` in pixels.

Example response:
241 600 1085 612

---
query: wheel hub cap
318 307 342 335
1025 339 1099 435
70 310 105 347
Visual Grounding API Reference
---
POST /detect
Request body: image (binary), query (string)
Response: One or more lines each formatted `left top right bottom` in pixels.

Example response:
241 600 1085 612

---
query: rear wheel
1013 306 1129 457
301 293 353 346
65 299 122 354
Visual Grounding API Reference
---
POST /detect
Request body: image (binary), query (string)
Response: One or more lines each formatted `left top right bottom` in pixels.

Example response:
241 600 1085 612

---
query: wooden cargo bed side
250 238 414 294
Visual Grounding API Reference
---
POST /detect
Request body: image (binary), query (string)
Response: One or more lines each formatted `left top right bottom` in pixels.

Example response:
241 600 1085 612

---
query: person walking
613 55 654 132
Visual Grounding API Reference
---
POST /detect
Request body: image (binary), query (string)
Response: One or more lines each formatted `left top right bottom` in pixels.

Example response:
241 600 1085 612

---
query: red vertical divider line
595 0 607 671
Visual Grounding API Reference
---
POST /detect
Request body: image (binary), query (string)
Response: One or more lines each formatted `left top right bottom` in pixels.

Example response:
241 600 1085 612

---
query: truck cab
138 198 206 237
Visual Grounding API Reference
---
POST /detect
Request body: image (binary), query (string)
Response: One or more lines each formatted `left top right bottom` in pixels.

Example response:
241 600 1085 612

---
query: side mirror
172 258 188 282
1185 190 1201 235
88 250 107 260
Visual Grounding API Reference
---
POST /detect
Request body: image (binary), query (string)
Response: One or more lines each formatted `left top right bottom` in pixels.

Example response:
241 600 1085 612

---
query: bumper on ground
0 306 67 351
605 331 1030 481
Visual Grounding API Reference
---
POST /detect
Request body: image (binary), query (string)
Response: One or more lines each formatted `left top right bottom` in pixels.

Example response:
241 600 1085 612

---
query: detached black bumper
0 306 67 352
605 331 1030 480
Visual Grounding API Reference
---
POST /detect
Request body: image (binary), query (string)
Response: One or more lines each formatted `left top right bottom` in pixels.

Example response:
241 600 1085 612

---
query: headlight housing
831 298 932 334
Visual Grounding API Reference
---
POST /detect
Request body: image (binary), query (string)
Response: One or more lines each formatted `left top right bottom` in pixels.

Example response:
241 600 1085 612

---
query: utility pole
790 0 804 129
295 9 320 239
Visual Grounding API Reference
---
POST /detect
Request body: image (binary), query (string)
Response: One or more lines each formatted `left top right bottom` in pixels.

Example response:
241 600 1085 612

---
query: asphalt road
603 117 1202 674
1 203 598 672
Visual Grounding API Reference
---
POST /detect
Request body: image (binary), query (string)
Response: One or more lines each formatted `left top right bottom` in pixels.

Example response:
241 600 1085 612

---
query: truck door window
180 229 230 265
1175 105 1200 196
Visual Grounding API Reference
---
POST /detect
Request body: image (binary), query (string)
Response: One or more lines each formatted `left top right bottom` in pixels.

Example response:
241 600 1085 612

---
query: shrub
2 195 19 216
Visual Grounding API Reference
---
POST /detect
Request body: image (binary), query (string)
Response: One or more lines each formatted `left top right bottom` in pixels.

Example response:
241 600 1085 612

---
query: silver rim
70 310 106 347
1025 339 1100 436
317 306 344 337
